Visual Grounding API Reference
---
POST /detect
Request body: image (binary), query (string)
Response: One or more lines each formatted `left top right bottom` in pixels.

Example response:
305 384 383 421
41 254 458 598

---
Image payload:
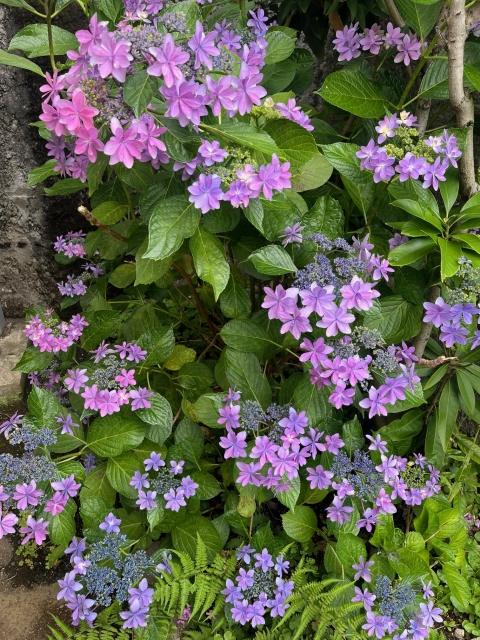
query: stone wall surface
0 5 86 318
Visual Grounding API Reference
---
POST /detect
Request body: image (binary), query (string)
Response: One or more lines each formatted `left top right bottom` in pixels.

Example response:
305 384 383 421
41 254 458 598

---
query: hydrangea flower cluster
325 445 440 529
64 341 153 416
262 233 420 417
218 391 344 494
53 230 87 258
251 97 313 132
58 262 104 298
0 464 81 546
333 22 423 66
130 450 198 512
23 311 88 354
38 2 294 211
353 568 442 640
424 258 480 350
356 116 461 190
221 545 293 626
57 526 160 629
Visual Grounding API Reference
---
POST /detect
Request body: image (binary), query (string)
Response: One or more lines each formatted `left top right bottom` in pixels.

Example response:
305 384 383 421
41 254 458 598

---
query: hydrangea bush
2 0 480 637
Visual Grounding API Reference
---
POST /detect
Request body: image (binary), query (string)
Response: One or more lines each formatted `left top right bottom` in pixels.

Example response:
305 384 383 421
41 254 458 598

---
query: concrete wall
0 5 86 318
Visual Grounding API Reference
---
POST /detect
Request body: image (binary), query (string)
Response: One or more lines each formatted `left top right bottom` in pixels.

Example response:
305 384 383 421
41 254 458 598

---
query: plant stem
397 28 445 108
44 0 56 72
384 0 405 27
77 206 128 242
412 285 440 358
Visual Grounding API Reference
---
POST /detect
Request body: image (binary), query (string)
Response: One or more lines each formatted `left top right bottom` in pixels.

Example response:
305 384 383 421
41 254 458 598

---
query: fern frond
195 534 208 571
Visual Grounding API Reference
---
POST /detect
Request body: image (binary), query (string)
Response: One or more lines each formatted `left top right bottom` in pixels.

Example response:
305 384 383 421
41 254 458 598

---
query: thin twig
384 0 405 27
77 206 128 242
413 285 440 358
418 355 459 367
198 334 219 362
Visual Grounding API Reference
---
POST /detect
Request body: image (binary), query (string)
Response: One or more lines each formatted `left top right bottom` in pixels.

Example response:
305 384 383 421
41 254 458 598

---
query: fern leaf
195 534 208 571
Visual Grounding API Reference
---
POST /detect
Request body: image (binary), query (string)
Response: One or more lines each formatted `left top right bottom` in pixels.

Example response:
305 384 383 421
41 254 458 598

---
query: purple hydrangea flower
352 556 374 582
188 174 224 214
99 513 121 533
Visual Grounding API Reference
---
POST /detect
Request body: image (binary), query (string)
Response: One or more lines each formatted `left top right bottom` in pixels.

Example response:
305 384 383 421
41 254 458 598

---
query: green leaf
26 159 57 186
391 199 442 231
249 245 297 276
174 418 204 468
321 143 375 216
336 533 367 577
324 544 344 576
281 506 317 542
0 0 37 9
389 238 437 266
109 263 136 288
425 379 459 466
317 70 389 118
47 500 76 546
43 178 85 196
219 270 252 319
190 471 222 500
86 410 146 457
81 463 116 505
123 70 159 118
364 295 423 344
106 452 141 498
262 60 296 94
264 30 296 64
437 238 462 280
138 326 175 366
263 119 321 171
164 345 196 370
439 171 459 214
342 416 364 456
135 240 171 285
457 370 476 416
91 201 128 225
9 23 79 58
172 515 223 562
189 226 229 299
192 393 224 428
135 392 172 445
302 195 344 239
293 372 331 425
86 153 109 196
290 154 333 192
277 474 301 511
200 122 280 157
13 347 52 373
443 562 472 610
79 495 112 531
224 349 271 408
396 0 443 40
452 232 480 256
147 504 165 530
81 310 121 351
418 59 449 99
95 0 123 22
177 362 214 390
220 319 278 356
115 161 154 191
28 385 61 428
379 409 424 442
